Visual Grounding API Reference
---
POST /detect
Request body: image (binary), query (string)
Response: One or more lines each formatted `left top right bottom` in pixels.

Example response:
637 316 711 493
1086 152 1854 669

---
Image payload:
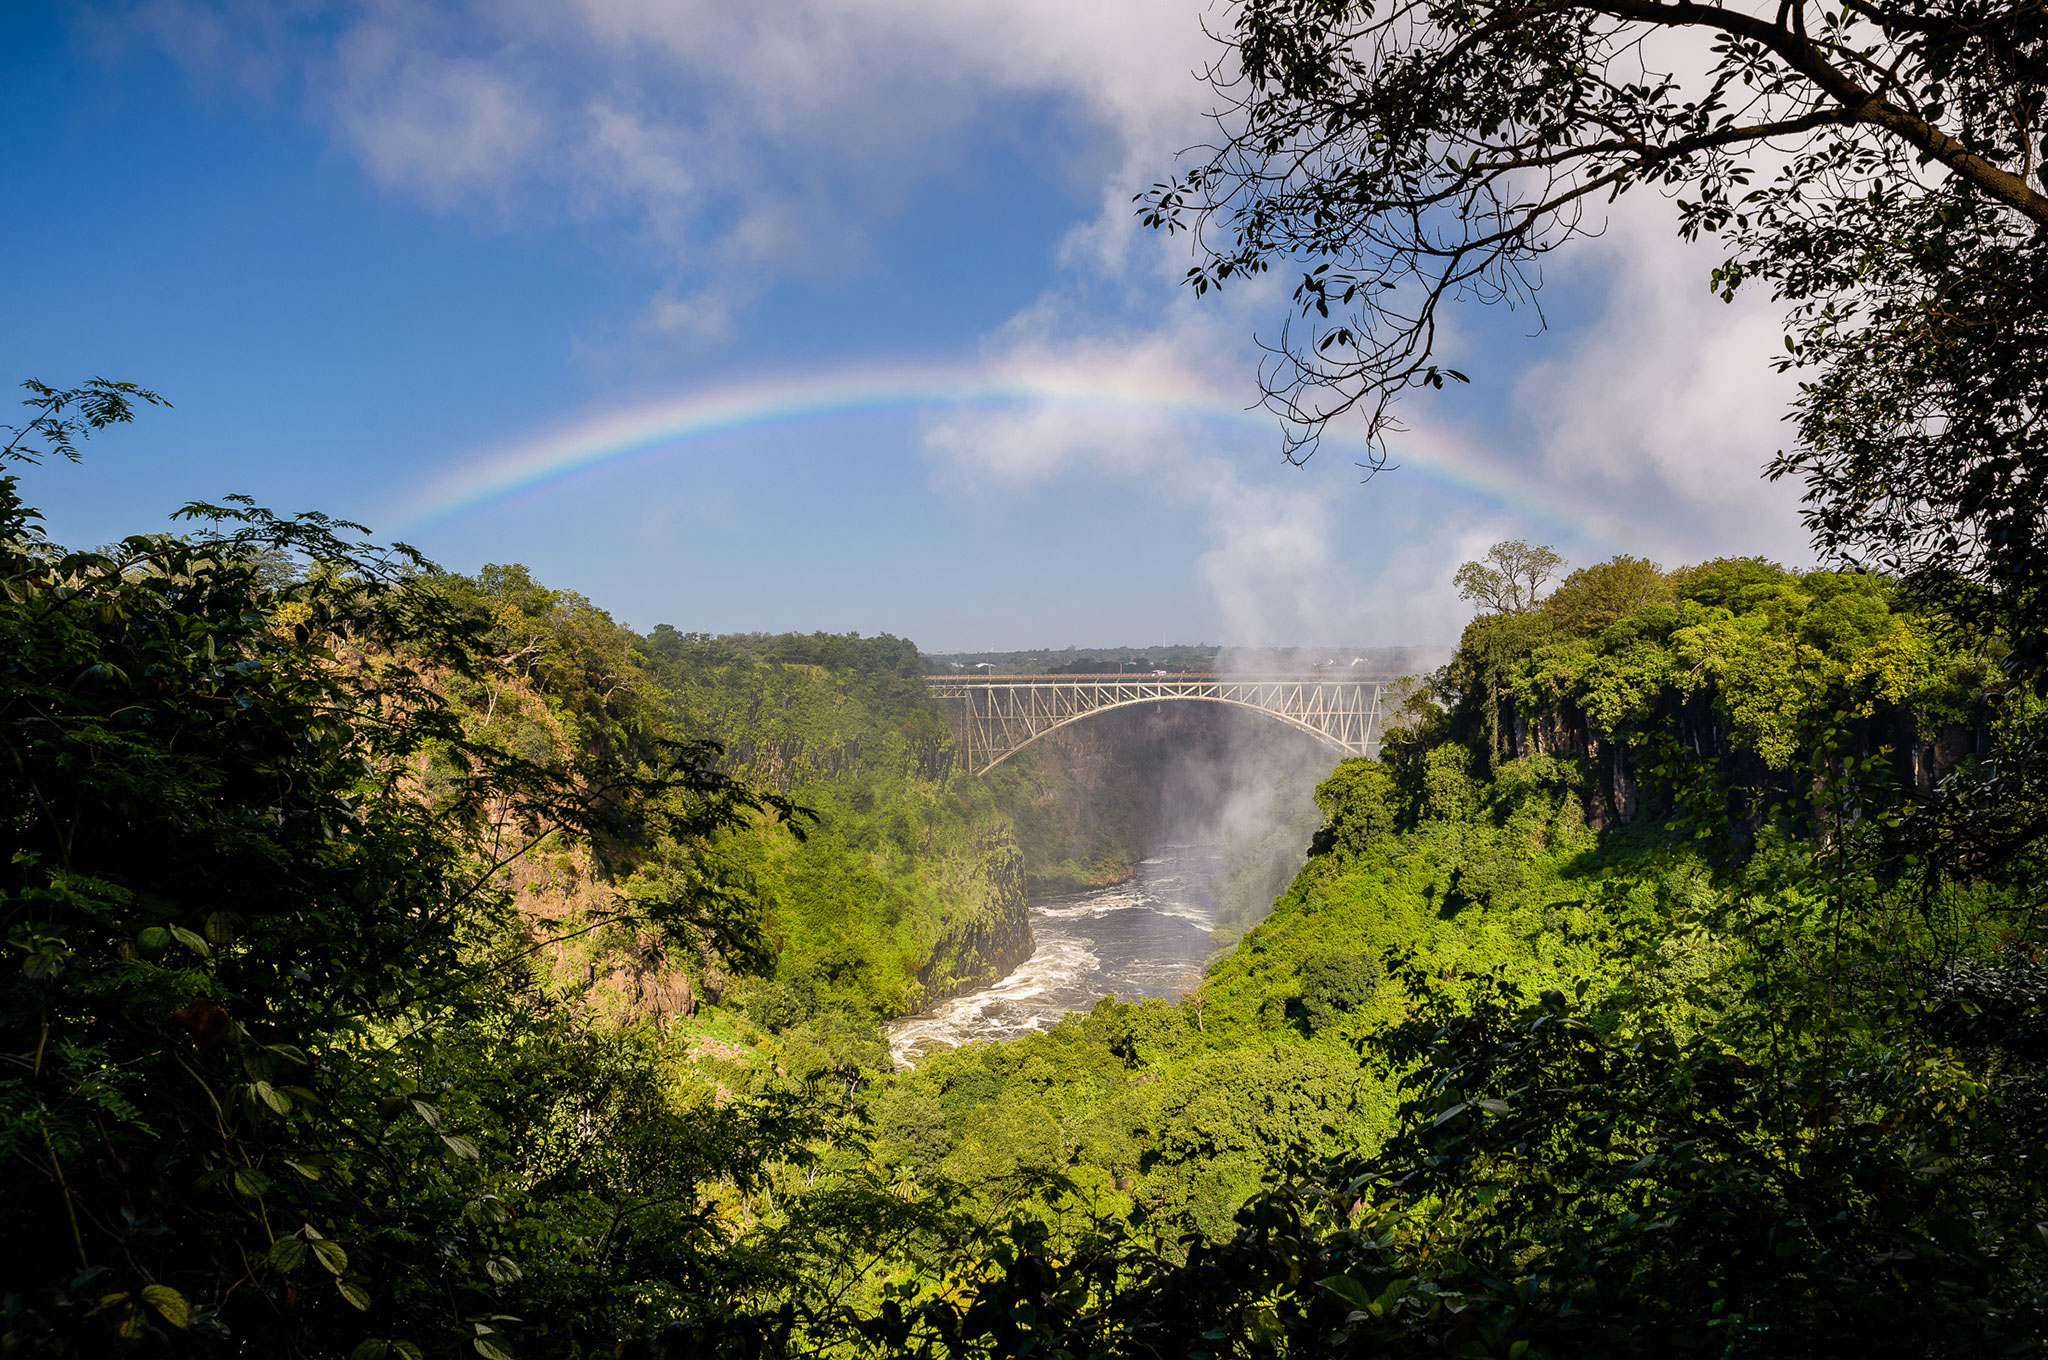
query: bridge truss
926 674 1387 774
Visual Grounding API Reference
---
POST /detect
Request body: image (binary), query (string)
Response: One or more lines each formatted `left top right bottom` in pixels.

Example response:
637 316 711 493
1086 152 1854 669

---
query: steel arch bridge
926 673 1388 775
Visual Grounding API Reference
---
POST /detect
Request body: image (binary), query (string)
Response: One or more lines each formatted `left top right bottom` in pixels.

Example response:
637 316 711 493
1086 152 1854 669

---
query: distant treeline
925 644 1448 675
648 625 926 679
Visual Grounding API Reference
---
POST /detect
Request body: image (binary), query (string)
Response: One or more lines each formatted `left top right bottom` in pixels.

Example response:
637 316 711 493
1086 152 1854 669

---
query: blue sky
2 1 1811 651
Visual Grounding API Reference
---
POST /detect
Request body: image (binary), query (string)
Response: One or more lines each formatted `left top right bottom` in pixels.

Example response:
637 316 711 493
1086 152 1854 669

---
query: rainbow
388 361 1619 544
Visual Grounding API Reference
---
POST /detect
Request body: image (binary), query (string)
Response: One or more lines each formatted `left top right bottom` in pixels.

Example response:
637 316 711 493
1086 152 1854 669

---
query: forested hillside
9 370 2048 1358
8 365 2034 1360
840 548 2044 1354
13 0 2048 1346
871 558 1966 1213
635 626 1031 1022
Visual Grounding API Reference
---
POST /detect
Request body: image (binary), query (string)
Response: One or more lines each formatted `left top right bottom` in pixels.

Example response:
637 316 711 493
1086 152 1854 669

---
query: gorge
14 512 2042 1358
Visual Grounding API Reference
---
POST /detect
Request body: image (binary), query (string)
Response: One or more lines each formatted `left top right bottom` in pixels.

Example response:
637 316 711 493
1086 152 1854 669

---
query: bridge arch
974 694 1353 772
926 674 1386 776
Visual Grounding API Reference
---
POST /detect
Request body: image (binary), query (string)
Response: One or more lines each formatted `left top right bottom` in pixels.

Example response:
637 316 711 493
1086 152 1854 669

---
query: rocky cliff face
985 705 1197 891
916 828 1033 1006
508 844 704 1029
985 702 1335 894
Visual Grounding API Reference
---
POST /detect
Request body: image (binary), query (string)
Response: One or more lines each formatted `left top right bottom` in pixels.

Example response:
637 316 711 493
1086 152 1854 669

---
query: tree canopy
1144 0 2048 669
0 386 813 1356
1453 539 1567 614
17 1 2048 1317
9 375 2048 1355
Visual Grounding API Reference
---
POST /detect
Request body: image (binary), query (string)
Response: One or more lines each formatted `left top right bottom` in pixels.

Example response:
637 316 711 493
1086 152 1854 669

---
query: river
886 842 1224 1067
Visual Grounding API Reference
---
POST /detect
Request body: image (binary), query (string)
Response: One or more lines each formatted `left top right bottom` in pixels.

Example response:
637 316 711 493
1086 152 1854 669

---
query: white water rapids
886 843 1224 1067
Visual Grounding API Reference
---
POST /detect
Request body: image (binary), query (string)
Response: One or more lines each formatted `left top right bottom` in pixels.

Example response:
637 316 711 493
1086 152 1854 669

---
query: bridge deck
926 672 1400 681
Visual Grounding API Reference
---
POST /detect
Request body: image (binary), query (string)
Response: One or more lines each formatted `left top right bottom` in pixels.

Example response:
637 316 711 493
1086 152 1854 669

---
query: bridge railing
923 672 1402 682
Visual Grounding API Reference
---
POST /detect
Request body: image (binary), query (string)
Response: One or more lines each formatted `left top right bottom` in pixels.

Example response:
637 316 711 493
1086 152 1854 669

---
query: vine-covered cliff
638 627 1033 1019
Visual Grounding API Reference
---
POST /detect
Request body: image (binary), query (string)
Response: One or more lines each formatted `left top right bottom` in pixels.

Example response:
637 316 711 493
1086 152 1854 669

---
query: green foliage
1309 759 1397 857
12 356 2048 1353
638 628 1028 1018
823 732 2048 1357
1669 555 1797 611
0 386 816 1358
1427 557 1992 838
652 626 926 680
1139 0 2048 696
1418 743 1479 821
1452 539 1565 615
1543 554 1672 634
1110 0 2048 1332
837 559 2046 1357
744 974 818 1033
1290 950 1380 1034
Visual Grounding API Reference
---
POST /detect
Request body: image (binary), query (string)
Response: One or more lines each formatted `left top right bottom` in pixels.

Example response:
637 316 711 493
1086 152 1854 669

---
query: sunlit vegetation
13 0 2047 1344
10 11 2048 1329
14 371 2042 1354
840 547 2046 1356
636 626 1032 1025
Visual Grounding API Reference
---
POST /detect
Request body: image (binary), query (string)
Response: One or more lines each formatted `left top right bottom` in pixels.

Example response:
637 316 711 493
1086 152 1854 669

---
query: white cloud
124 0 1221 338
917 273 1511 645
584 103 696 223
330 26 544 202
917 184 1816 643
1194 476 1337 645
1508 197 1811 568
